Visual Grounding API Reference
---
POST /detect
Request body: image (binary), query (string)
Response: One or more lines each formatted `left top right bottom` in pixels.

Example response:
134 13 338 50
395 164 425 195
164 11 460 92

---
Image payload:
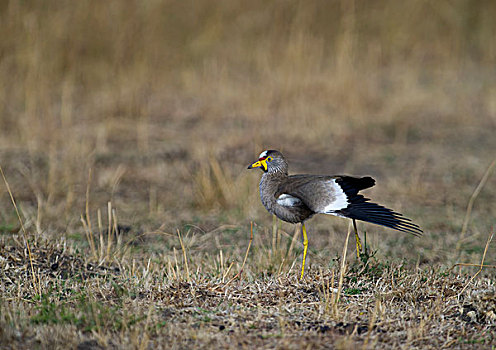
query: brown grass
1 0 496 348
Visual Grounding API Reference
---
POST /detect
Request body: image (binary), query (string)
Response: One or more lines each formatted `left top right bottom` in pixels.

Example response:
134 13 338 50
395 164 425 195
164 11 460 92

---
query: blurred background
1 0 495 265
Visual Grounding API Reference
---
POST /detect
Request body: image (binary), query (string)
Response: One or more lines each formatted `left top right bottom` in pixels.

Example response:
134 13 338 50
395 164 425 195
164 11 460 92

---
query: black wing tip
337 200 423 236
367 218 423 236
369 218 423 236
389 221 423 236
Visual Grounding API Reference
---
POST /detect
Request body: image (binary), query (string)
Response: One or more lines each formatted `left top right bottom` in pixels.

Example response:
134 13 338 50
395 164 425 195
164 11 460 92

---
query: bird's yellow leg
300 223 308 280
353 219 362 258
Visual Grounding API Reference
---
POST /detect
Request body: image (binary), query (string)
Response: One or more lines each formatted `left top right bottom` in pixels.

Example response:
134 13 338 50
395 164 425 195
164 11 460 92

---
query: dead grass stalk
225 222 254 287
455 230 495 298
177 229 191 282
333 221 352 317
0 164 40 296
456 159 496 254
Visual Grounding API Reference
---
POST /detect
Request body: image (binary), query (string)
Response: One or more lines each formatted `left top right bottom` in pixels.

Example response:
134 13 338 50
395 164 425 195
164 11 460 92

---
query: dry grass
1 0 496 348
1 228 495 349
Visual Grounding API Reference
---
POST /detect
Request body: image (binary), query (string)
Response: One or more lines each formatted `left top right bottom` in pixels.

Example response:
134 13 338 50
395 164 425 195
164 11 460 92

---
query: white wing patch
258 150 268 158
277 193 302 207
322 179 349 212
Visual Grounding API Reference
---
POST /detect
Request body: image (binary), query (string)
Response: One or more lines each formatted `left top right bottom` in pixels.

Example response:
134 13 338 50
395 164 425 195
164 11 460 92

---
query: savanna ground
1 1 496 349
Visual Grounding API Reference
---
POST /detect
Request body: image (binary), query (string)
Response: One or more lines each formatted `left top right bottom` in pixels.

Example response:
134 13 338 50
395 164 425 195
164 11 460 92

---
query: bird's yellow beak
247 158 268 172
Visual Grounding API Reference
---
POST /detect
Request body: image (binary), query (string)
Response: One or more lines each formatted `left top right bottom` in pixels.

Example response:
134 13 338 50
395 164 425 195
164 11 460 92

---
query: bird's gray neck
259 171 288 212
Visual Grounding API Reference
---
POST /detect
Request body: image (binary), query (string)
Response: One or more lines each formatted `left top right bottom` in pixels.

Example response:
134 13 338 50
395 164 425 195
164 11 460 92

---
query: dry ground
1 1 496 349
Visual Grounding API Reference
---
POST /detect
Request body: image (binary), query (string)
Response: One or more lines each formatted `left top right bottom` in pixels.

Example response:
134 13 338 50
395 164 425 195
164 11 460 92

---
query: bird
247 150 422 279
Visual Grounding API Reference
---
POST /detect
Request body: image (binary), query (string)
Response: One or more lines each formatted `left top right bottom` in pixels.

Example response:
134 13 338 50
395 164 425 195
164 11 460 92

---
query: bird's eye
267 157 272 162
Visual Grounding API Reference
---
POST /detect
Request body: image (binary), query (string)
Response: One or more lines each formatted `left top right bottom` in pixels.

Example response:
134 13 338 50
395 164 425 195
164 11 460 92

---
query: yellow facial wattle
248 158 268 172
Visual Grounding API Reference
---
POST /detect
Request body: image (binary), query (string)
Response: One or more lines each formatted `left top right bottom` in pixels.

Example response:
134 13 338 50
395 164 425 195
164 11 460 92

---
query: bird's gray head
247 150 288 174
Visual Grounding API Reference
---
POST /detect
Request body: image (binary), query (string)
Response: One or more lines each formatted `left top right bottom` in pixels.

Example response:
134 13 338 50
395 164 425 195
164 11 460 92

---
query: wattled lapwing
248 150 422 279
